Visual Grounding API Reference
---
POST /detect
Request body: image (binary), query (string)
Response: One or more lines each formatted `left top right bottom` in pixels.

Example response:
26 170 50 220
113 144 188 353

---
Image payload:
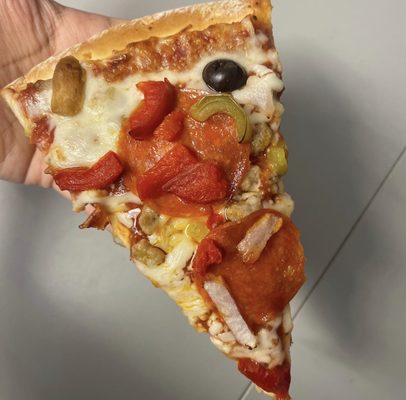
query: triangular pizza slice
1 1 305 398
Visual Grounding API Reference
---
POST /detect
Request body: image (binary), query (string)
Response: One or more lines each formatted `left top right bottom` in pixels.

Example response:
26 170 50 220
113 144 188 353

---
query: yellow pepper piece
185 221 209 242
267 146 288 176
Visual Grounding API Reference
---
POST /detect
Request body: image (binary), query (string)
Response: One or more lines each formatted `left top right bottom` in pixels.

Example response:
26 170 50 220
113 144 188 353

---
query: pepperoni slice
153 110 185 141
193 209 305 331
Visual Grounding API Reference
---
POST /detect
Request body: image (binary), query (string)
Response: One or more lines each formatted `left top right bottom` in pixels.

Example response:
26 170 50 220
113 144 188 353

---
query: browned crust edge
2 0 271 90
1 0 271 133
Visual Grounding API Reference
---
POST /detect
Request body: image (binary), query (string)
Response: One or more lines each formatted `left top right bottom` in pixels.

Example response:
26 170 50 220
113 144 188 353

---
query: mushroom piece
131 239 166 267
51 56 86 116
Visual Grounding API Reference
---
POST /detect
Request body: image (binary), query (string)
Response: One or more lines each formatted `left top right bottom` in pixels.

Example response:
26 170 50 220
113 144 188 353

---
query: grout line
293 145 406 320
234 145 406 400
237 383 254 400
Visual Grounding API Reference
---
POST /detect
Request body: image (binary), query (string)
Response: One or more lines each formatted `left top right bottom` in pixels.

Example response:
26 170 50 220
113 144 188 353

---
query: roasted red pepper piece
238 359 291 400
206 210 225 230
153 110 185 141
136 144 198 199
162 163 228 203
192 238 223 279
54 151 123 191
128 79 176 140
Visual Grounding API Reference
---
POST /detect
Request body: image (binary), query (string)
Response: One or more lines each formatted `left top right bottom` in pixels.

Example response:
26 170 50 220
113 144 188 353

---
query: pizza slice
1 0 305 398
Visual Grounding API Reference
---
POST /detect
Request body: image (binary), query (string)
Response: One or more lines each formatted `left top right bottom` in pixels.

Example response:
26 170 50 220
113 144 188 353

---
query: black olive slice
203 59 248 92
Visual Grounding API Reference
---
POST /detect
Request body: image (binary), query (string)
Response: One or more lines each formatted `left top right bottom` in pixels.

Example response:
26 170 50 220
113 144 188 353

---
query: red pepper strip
238 359 291 400
128 79 176 140
192 238 223 279
162 163 228 204
153 110 185 141
206 210 225 230
54 151 123 192
136 144 198 199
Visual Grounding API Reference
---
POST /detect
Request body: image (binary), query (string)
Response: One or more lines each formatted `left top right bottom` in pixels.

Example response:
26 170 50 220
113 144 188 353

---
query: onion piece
237 213 283 264
204 280 257 348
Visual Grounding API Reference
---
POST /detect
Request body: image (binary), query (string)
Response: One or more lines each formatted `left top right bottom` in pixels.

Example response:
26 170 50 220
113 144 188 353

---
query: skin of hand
0 0 124 189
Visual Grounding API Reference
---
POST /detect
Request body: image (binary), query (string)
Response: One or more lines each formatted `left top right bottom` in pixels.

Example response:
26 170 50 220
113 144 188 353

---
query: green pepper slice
189 94 252 143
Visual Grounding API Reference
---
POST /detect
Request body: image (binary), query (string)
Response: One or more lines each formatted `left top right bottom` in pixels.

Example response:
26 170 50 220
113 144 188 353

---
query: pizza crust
1 0 271 133
2 0 270 92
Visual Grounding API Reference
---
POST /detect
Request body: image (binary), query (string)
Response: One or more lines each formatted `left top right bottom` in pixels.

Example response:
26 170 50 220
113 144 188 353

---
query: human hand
0 0 124 188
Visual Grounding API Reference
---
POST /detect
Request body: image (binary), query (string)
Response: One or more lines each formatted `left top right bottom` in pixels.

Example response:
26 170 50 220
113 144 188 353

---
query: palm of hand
0 0 122 188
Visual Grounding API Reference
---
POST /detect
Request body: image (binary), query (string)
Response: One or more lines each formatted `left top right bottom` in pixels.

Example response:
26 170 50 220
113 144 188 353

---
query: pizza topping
51 56 86 116
263 192 295 218
127 79 176 139
237 214 283 264
72 190 141 212
194 209 305 331
185 221 209 242
204 279 257 348
31 116 54 152
206 211 225 230
162 163 228 204
232 66 283 122
240 165 261 192
138 206 160 235
203 59 248 92
238 359 290 400
267 145 288 176
190 94 252 143
131 238 166 267
228 317 284 365
251 123 273 156
192 238 223 278
79 204 110 230
117 88 250 215
136 144 198 199
225 194 262 222
153 110 185 141
282 305 293 335
54 151 123 192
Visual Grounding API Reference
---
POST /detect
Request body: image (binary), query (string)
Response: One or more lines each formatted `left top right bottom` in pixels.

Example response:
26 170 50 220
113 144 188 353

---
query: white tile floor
1 0 405 399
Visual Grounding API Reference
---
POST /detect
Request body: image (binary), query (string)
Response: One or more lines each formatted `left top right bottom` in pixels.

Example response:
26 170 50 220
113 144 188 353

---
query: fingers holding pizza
1 1 305 398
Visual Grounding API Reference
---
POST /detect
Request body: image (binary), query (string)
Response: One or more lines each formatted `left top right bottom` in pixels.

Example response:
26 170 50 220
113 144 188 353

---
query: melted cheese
263 192 295 217
134 237 209 324
47 74 142 168
72 190 141 212
209 314 285 367
36 17 283 170
232 65 284 123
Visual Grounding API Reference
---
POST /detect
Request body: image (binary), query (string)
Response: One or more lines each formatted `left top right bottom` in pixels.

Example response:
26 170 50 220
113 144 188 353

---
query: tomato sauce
31 116 54 152
118 88 250 217
193 209 305 332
